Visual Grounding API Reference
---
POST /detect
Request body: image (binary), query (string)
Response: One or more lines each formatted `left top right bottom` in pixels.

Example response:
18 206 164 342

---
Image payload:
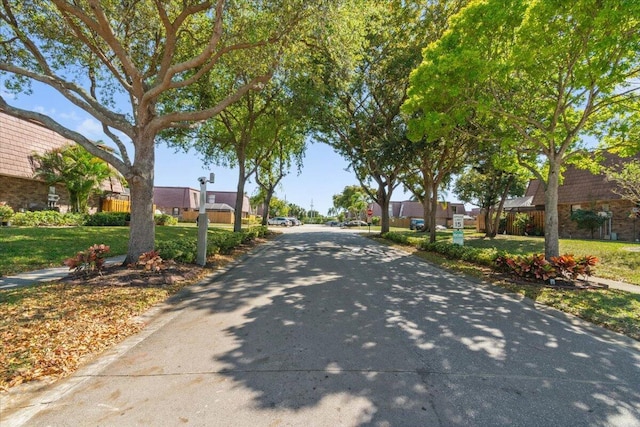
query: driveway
5 225 640 426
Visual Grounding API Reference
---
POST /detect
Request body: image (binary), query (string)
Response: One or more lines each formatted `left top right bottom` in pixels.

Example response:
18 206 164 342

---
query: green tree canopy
0 1 332 262
404 0 640 257
31 144 114 213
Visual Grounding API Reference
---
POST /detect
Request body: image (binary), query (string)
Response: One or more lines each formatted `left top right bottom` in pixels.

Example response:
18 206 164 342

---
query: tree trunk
489 177 513 238
544 161 561 259
124 138 155 265
262 190 274 226
379 193 390 234
429 186 439 243
234 164 246 233
484 208 494 237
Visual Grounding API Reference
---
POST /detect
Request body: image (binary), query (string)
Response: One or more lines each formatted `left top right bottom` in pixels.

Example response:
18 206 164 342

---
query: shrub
550 254 598 280
0 204 14 221
570 209 606 239
209 231 243 254
419 240 498 267
11 210 85 226
135 250 163 272
155 213 178 226
64 244 110 276
382 232 409 245
156 238 197 263
85 212 129 226
496 253 599 283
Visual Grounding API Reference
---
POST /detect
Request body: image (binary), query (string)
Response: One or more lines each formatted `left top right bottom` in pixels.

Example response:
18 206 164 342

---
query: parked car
344 220 369 227
326 220 340 227
288 217 301 226
416 223 447 232
267 217 291 226
410 218 424 230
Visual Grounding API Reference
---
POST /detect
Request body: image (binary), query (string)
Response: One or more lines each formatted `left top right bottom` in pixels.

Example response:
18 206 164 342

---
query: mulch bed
59 261 207 287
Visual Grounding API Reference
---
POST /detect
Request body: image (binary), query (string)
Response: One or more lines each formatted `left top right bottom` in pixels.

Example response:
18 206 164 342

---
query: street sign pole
452 214 464 246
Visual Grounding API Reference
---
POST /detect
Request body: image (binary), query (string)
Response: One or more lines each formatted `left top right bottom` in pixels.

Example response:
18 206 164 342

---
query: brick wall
559 200 639 242
0 175 100 213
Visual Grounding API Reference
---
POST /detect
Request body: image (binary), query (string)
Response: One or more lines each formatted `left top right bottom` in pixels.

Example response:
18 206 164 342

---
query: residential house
153 187 249 224
0 111 125 213
527 152 640 241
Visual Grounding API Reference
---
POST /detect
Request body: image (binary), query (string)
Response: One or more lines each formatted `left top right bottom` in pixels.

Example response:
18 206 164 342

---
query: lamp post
197 173 215 266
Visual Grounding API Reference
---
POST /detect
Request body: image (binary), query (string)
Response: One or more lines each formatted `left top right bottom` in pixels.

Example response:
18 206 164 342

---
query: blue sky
5 83 423 215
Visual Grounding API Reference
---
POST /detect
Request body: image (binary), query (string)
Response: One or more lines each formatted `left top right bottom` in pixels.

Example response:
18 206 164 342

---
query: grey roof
205 202 234 212
502 196 534 210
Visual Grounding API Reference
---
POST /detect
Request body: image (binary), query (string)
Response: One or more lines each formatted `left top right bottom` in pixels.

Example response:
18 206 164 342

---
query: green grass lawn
380 228 640 285
0 224 232 276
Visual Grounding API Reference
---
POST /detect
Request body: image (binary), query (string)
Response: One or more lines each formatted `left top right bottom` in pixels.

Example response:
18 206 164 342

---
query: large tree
454 144 529 237
313 0 468 233
31 144 114 213
404 0 640 258
252 122 305 226
0 1 326 263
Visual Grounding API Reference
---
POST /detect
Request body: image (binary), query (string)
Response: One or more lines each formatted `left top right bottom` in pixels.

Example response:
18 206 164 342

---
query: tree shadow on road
177 231 640 426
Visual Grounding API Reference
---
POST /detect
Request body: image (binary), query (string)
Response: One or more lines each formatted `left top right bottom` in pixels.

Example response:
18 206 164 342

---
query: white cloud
76 118 104 139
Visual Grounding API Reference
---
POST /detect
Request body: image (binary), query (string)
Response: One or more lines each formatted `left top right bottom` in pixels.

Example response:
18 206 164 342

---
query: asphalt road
4 225 640 426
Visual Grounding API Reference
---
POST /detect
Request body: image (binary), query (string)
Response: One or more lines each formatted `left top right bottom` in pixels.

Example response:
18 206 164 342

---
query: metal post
196 174 214 266
197 178 208 266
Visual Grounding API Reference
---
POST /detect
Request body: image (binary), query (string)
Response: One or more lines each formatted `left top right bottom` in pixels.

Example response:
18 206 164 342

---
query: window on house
571 204 581 212
172 207 180 216
452 206 457 214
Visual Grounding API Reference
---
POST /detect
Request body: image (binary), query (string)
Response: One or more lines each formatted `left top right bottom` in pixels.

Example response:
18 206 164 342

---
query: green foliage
11 211 85 227
208 231 244 255
382 232 410 245
570 209 607 238
513 213 532 235
63 244 110 277
31 144 114 214
605 159 640 205
420 240 498 268
0 205 15 221
154 214 178 226
85 212 129 226
155 238 198 264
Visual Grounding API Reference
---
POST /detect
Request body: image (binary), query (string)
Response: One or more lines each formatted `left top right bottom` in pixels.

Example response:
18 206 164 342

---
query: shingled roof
0 111 69 179
0 111 125 193
530 152 640 206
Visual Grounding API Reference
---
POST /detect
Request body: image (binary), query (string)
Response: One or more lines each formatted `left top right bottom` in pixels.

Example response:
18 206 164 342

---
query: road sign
453 214 464 229
453 229 464 246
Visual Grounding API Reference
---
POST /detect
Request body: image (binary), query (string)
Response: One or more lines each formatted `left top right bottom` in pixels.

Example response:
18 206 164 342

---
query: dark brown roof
0 111 70 179
0 111 125 193
530 152 640 205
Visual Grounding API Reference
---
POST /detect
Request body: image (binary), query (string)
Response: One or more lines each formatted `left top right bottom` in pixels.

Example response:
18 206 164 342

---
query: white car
267 217 291 226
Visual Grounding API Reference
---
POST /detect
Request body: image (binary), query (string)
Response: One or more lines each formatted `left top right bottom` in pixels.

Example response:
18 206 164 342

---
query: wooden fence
477 210 545 235
181 210 234 224
102 199 130 212
101 199 157 214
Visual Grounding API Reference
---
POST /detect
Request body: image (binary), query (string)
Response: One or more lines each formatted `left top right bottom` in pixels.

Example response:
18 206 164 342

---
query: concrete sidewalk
0 254 638 293
0 256 127 290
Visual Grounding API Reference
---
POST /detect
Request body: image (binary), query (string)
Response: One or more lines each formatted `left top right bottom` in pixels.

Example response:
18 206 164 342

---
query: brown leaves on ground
0 236 270 392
